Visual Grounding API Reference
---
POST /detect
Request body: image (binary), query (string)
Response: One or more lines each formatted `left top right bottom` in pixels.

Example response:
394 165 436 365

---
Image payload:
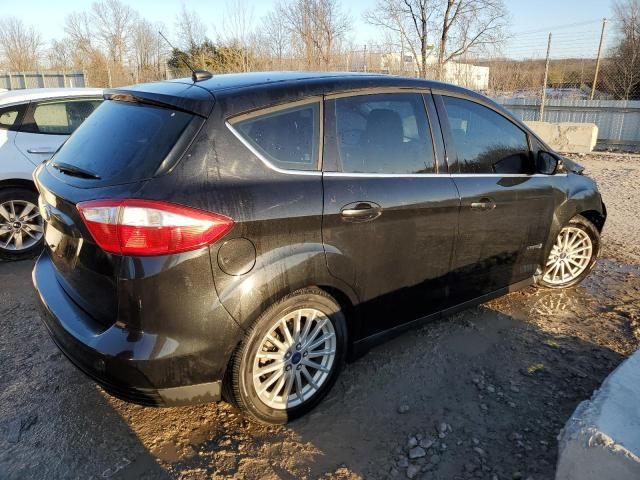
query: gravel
1 152 639 479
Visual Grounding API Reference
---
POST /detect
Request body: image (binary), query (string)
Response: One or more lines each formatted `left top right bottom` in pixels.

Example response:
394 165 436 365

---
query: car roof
107 71 512 121
173 71 457 94
0 87 104 106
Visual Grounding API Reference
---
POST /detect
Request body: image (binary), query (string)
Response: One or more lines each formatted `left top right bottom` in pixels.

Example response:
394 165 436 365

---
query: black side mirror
536 151 559 175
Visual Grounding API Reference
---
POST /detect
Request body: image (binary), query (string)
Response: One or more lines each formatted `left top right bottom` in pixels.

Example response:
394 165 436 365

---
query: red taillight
77 199 234 256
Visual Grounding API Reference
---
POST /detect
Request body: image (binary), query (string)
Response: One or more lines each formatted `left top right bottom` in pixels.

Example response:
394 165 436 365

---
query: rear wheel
0 188 44 261
223 288 347 424
538 215 600 289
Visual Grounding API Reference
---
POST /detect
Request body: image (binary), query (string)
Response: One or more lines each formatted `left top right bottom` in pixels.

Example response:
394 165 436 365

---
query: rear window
232 101 320 171
48 100 196 185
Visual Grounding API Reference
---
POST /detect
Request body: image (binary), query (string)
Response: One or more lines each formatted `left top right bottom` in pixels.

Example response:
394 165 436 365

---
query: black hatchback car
33 72 606 424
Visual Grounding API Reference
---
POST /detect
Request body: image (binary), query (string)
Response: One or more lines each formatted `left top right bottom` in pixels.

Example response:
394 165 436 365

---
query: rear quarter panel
140 106 357 333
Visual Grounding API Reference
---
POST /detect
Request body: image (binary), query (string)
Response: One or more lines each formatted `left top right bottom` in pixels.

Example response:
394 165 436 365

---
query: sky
0 0 615 59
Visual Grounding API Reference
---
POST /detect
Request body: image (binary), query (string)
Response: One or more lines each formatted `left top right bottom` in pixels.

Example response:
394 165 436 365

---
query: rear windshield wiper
52 162 101 180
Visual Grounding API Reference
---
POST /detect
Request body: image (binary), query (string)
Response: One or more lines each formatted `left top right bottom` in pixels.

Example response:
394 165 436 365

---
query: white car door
0 103 36 179
14 130 67 165
14 98 102 166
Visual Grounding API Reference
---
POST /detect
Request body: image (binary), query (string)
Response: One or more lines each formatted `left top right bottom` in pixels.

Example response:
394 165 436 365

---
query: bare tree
131 18 163 82
364 0 434 78
257 10 290 69
436 0 507 78
365 0 506 79
91 0 136 65
47 39 75 71
64 11 96 55
278 0 351 69
175 2 208 49
604 0 640 99
217 0 255 71
0 17 42 71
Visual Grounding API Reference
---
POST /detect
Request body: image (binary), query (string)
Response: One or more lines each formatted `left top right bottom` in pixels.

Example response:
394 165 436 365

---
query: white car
0 87 103 260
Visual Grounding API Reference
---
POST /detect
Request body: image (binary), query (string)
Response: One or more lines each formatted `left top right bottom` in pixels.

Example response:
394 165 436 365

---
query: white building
350 51 490 91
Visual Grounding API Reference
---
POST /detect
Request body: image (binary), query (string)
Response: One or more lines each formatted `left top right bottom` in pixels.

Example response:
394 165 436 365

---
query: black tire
0 188 44 261
537 214 600 289
223 287 348 424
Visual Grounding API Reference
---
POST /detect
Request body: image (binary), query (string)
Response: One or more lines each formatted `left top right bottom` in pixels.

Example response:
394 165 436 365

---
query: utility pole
540 33 552 121
363 44 368 73
591 18 608 100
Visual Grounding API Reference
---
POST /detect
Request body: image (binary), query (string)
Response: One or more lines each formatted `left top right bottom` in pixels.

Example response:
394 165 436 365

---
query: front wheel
538 215 600 289
223 288 347 424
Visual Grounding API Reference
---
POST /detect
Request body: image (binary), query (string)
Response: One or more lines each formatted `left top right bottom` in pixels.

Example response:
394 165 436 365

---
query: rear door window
25 98 102 135
48 100 197 186
441 96 531 174
334 93 435 174
0 104 26 130
232 101 320 171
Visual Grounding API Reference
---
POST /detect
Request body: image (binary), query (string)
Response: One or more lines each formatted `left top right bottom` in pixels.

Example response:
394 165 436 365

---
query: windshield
48 100 195 186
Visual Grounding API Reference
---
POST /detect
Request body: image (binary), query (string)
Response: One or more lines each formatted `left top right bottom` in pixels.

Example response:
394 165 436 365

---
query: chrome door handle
470 198 496 211
340 202 382 222
27 148 56 154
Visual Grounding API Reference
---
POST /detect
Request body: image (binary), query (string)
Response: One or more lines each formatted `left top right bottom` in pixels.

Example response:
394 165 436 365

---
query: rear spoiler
105 81 215 118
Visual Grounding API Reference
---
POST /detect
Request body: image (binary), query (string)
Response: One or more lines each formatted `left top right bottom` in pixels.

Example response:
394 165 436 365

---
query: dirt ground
1 153 639 480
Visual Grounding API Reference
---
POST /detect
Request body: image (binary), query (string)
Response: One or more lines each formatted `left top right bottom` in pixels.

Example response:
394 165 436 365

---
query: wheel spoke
25 223 43 232
266 332 287 351
567 258 584 269
280 318 294 347
256 351 283 361
9 201 16 219
299 310 316 344
14 231 23 250
301 366 319 390
22 212 41 222
294 370 304 403
0 204 10 221
3 231 14 248
307 333 335 352
254 360 285 378
269 372 287 401
19 203 35 219
283 371 295 401
302 358 330 373
256 369 284 395
293 310 302 341
307 348 336 359
304 317 328 349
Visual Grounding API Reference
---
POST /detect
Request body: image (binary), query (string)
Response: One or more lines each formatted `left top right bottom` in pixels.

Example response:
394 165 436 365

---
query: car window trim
422 93 447 174
227 96 324 174
20 96 103 136
434 93 534 175
328 90 439 175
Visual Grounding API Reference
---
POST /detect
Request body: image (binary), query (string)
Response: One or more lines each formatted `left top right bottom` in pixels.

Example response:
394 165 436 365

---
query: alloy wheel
252 308 337 410
542 226 593 286
0 200 43 252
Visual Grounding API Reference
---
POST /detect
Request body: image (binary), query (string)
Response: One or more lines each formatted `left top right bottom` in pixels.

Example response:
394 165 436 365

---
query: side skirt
350 276 534 358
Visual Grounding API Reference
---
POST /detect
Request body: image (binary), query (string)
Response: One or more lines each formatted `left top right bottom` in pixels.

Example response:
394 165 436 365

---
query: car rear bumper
33 251 240 406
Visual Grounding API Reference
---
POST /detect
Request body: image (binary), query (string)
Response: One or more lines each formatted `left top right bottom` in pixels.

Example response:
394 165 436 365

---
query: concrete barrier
525 121 598 153
555 349 640 480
